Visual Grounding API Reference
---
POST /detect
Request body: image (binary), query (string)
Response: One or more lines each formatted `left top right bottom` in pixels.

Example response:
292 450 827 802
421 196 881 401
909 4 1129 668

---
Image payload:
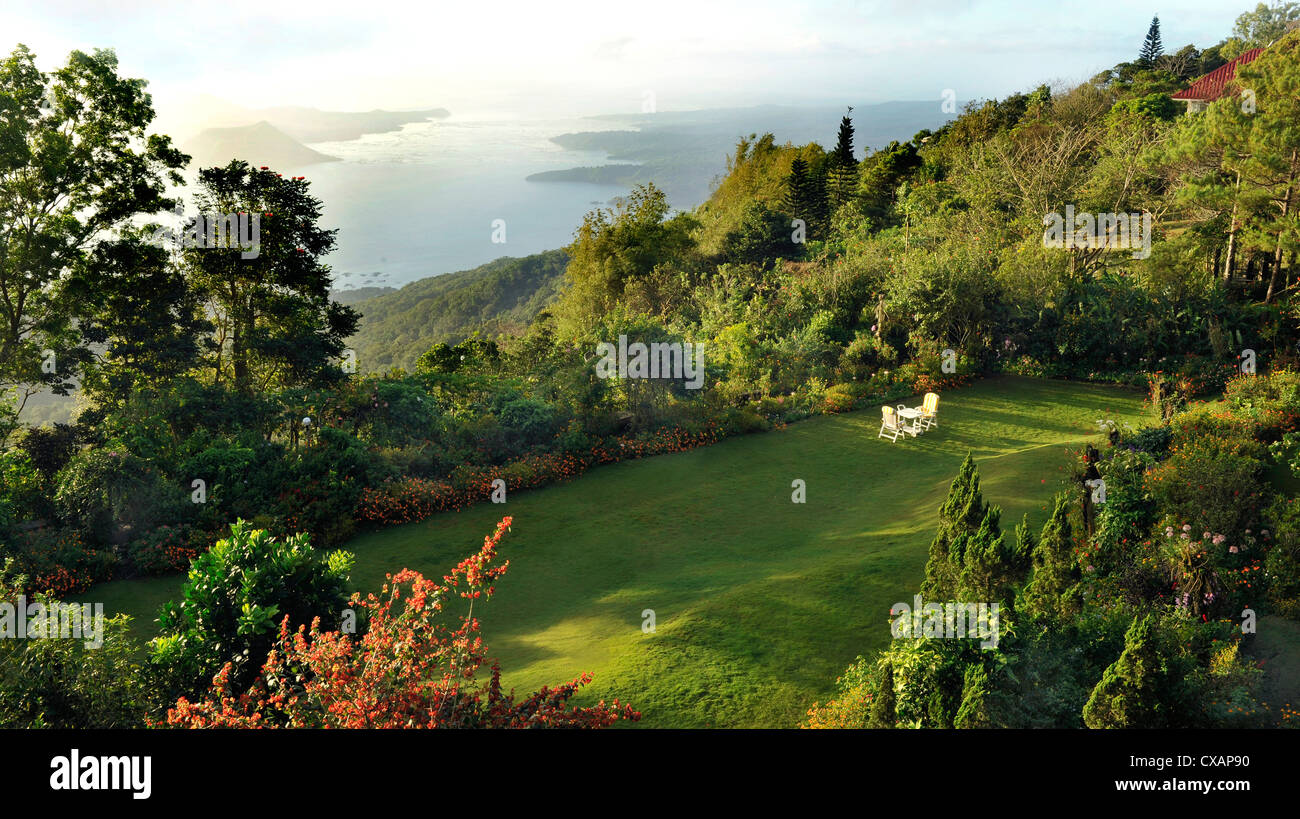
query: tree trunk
1265 149 1297 303
1224 170 1241 281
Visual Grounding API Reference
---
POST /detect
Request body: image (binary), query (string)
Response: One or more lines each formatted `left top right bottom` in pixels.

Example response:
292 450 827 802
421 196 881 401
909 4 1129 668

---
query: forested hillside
345 249 568 372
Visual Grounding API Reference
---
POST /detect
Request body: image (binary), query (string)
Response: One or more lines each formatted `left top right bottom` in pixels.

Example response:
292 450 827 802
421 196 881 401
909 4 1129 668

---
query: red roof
1171 48 1264 101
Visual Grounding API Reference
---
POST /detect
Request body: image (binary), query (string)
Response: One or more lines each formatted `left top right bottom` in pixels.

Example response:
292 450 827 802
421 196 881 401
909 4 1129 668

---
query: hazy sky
2 0 1248 121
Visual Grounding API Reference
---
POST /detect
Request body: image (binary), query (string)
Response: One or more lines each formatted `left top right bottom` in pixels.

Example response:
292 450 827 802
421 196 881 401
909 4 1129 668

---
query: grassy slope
83 376 1151 726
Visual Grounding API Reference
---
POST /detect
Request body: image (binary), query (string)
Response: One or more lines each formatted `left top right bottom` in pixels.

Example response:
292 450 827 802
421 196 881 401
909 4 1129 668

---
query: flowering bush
1223 367 1300 442
1158 521 1267 619
1145 428 1266 542
358 424 722 527
126 525 203 576
161 517 640 729
0 528 115 597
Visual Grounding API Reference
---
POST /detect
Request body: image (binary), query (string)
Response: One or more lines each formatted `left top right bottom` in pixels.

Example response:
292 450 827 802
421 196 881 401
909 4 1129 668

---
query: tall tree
1023 493 1082 621
68 235 211 411
183 161 358 393
1138 15 1164 66
827 108 859 210
0 46 186 407
921 454 988 599
554 182 697 336
783 156 825 240
867 659 896 728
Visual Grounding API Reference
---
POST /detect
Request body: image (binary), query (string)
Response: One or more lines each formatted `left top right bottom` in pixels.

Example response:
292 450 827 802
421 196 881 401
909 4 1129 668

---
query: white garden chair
916 392 939 430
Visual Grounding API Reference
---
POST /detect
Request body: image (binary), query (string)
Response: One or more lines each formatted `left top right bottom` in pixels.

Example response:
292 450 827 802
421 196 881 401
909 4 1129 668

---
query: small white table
897 407 924 436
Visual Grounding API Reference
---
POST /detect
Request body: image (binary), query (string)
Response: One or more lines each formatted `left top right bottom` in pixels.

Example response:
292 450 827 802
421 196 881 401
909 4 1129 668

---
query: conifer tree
1010 513 1037 587
922 454 987 599
956 505 1009 603
827 108 859 210
1082 615 1172 728
868 659 896 728
954 664 993 728
1024 494 1082 621
1138 15 1164 66
783 157 815 238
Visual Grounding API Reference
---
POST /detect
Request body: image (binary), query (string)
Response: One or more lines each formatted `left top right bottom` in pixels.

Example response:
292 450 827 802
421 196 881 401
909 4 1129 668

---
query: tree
1232 2 1300 48
183 161 359 393
1138 16 1164 66
720 201 791 266
555 183 697 336
1166 32 1300 299
1082 614 1174 728
161 518 642 728
783 156 828 240
69 235 211 411
827 108 859 211
955 504 1015 603
954 664 993 728
921 454 988 599
1233 32 1300 301
1023 494 1082 621
0 46 186 406
868 659 896 728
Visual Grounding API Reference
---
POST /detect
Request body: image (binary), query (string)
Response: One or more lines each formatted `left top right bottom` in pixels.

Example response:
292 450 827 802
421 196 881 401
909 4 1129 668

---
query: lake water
295 115 634 289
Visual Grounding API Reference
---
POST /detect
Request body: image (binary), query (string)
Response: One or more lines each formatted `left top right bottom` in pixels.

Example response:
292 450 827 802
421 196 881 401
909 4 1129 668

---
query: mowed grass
82 376 1152 727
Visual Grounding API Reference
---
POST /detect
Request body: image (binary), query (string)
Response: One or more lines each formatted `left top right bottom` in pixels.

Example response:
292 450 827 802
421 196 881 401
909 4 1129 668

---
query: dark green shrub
149 521 354 704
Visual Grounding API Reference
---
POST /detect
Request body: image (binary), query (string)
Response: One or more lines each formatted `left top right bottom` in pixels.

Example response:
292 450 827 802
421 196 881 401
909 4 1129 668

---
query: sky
1 0 1248 125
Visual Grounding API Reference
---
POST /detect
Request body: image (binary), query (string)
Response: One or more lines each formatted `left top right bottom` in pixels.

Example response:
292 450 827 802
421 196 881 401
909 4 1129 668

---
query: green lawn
80 375 1153 727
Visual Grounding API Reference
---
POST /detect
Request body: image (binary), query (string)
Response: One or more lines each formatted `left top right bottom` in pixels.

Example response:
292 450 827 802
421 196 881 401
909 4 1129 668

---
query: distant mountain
183 121 340 170
153 93 449 144
257 106 449 143
331 286 398 307
529 101 963 208
346 250 568 373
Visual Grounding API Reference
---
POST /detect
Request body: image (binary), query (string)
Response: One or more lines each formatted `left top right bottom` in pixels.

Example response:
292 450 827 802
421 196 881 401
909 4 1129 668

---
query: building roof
1171 48 1264 102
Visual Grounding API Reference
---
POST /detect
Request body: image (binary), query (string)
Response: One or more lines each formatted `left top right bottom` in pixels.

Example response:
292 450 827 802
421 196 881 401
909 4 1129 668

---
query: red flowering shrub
358 424 722 527
126 525 203 575
2 528 115 597
160 517 640 729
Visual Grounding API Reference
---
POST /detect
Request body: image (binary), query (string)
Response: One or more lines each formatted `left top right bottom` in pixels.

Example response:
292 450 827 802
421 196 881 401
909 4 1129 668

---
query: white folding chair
916 392 939 430
879 406 904 442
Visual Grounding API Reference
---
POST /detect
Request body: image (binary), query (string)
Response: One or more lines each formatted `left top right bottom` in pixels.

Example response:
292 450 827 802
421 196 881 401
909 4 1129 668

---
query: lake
295 114 635 288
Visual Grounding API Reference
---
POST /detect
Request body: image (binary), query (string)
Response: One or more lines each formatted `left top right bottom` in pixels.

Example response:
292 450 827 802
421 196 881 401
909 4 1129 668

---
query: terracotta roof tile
1171 48 1264 101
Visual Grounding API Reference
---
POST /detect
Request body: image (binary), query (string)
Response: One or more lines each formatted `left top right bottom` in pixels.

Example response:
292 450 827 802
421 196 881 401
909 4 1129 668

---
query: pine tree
827 108 859 210
922 454 987 599
1023 494 1082 621
783 157 814 236
808 158 830 236
1010 513 1036 586
954 664 993 728
1138 15 1164 66
956 505 1008 603
1082 615 1172 728
868 659 896 728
